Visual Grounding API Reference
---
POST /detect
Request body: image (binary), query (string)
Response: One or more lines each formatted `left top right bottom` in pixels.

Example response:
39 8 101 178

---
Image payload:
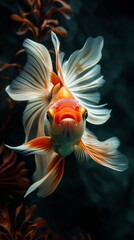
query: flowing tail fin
76 130 128 171
25 153 64 197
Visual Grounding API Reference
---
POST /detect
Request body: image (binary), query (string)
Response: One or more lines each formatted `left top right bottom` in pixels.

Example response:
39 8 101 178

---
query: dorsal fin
50 71 63 86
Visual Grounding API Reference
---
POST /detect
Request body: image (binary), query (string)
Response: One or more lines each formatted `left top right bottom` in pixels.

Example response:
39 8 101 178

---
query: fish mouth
60 118 77 126
59 113 77 124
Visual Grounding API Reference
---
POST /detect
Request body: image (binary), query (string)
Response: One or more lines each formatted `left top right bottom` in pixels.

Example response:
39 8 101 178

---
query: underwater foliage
11 0 72 41
0 203 47 239
0 202 92 240
0 144 29 200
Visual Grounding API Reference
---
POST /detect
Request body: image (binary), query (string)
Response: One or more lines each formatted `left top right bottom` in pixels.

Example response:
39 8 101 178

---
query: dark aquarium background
0 0 134 239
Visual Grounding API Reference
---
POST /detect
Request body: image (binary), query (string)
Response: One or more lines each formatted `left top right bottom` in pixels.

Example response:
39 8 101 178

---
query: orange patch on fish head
50 85 74 106
56 86 74 100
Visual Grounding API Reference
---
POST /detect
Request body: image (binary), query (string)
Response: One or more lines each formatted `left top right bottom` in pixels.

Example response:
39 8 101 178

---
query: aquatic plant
0 202 93 240
0 203 47 239
11 0 72 41
0 144 29 200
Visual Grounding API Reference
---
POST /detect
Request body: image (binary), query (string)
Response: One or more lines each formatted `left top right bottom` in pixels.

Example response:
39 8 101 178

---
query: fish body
46 97 87 157
5 32 128 197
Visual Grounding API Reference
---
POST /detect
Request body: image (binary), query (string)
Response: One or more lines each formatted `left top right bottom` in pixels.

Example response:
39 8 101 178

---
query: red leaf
25 205 37 221
0 145 30 199
32 217 47 228
0 231 10 240
15 203 23 219
11 14 24 22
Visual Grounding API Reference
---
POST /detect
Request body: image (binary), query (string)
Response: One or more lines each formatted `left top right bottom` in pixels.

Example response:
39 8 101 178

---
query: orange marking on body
48 155 61 171
83 49 92 58
50 71 63 86
53 157 64 186
55 98 78 109
27 136 52 151
76 63 83 73
56 86 74 100
48 155 64 191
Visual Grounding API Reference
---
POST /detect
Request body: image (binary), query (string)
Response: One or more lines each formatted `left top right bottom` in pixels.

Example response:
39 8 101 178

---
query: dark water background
0 0 134 239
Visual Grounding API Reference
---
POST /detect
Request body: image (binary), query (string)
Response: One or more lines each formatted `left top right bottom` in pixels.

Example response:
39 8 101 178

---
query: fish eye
46 111 53 122
83 110 88 120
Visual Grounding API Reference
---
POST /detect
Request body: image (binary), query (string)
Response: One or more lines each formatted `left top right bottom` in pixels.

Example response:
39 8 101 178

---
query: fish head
46 98 88 143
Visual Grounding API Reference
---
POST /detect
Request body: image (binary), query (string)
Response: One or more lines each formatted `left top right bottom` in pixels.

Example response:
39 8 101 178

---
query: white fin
78 129 128 171
25 153 64 197
5 143 44 155
62 37 104 84
33 154 49 181
6 38 53 101
6 38 53 142
64 63 111 124
23 99 48 142
5 136 52 155
5 142 46 155
51 31 64 82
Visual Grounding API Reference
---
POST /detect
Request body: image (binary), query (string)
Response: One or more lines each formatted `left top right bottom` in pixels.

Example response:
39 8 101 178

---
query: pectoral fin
76 131 128 171
6 136 53 155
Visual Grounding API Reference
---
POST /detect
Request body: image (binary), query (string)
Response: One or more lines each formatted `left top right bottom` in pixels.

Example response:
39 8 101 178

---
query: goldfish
5 32 128 197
